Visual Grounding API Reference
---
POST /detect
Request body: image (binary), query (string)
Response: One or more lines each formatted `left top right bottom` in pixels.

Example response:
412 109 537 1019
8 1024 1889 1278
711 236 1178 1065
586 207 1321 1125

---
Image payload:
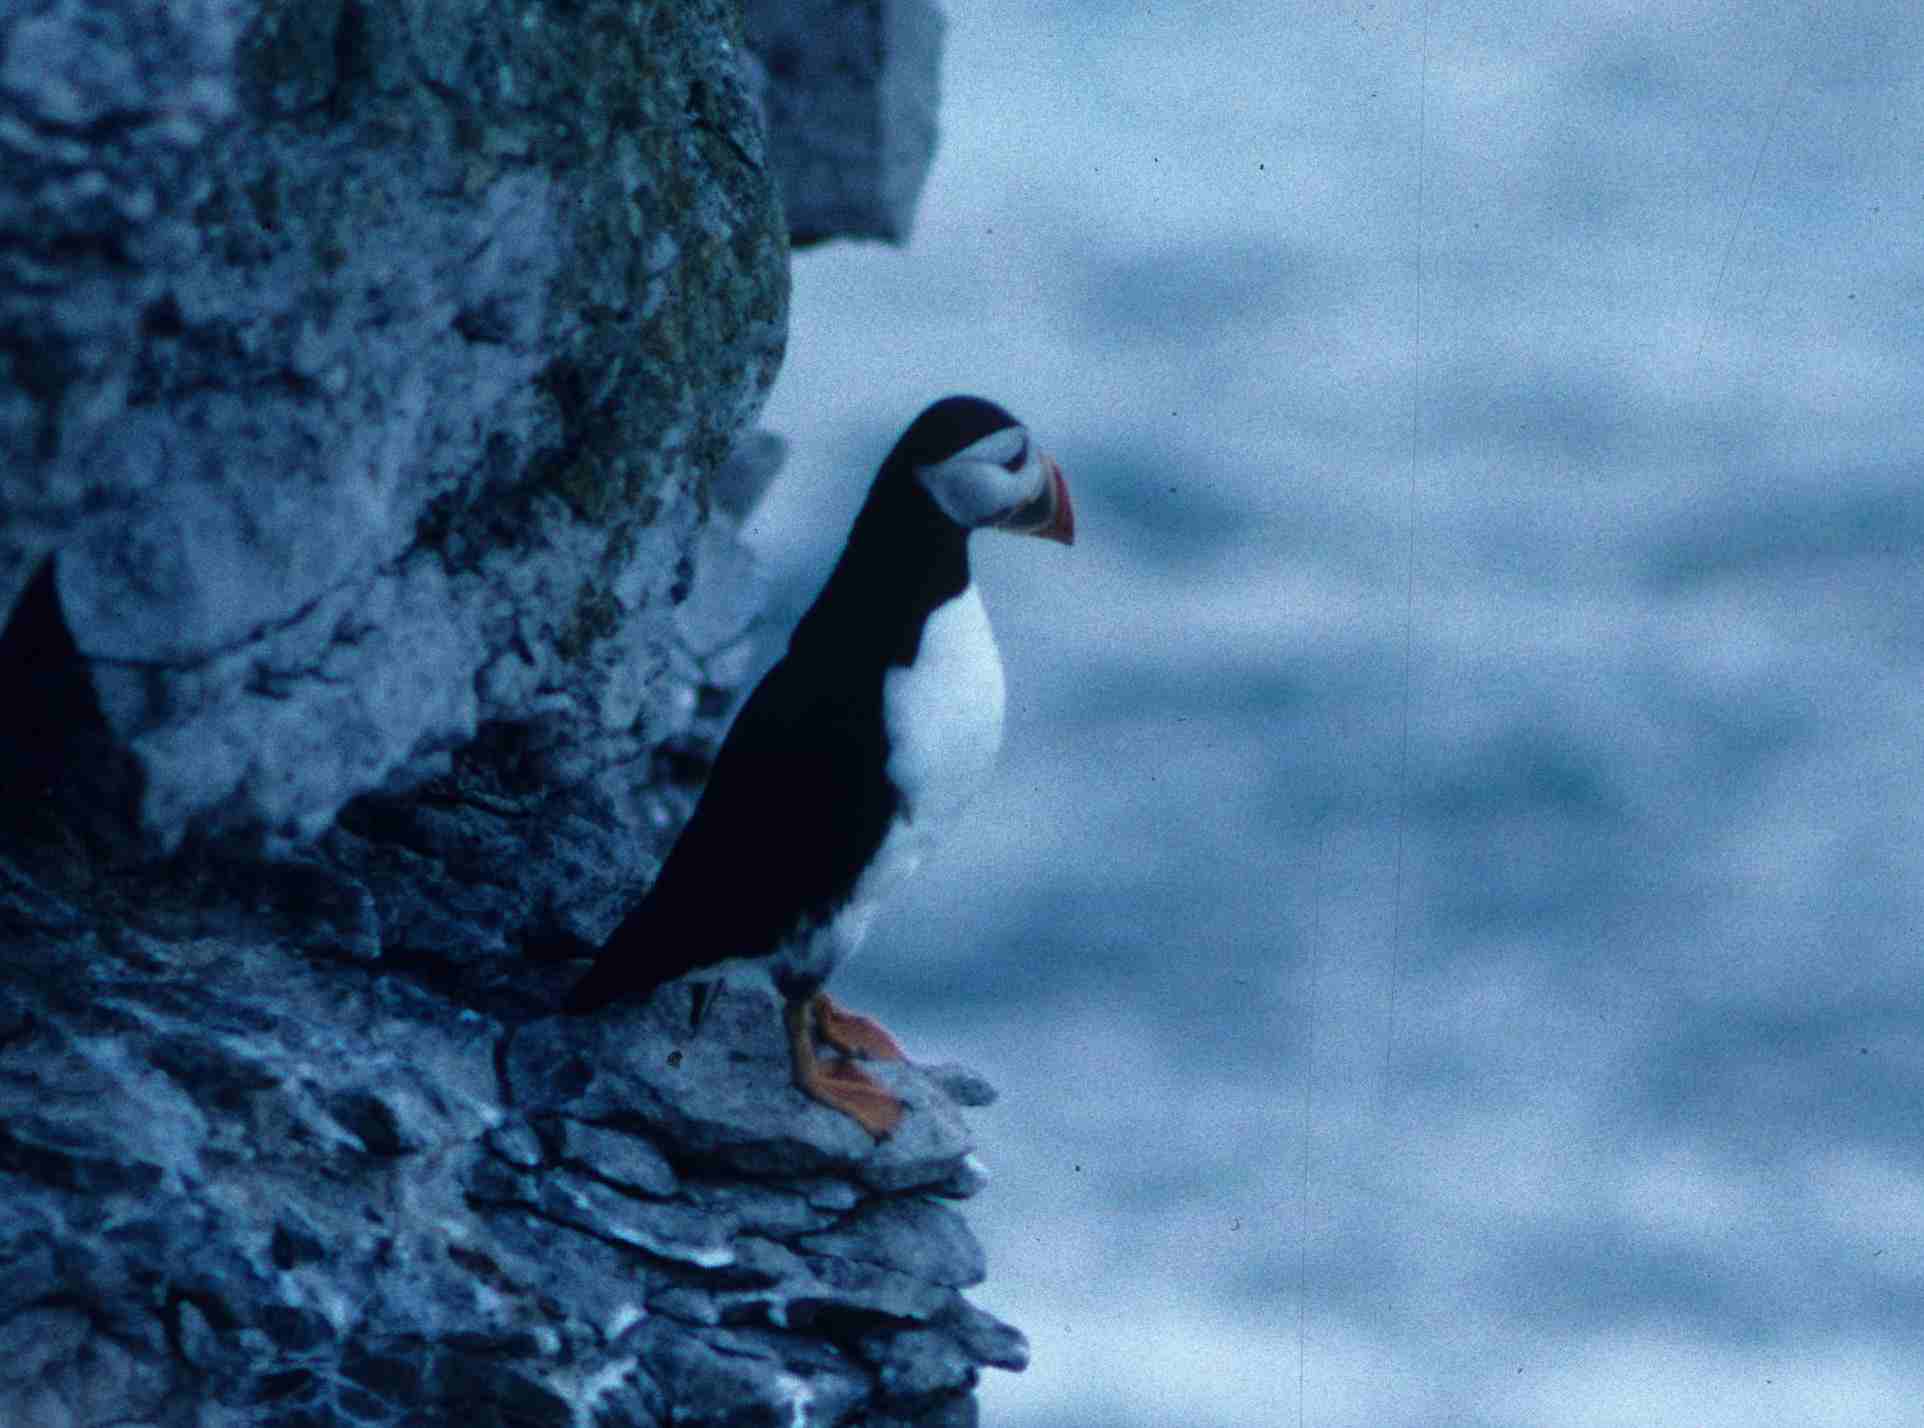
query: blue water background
750 5 1924 1423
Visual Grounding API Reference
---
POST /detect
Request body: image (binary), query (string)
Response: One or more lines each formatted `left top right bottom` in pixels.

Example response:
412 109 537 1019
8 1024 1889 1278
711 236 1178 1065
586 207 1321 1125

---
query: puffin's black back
562 396 1021 1011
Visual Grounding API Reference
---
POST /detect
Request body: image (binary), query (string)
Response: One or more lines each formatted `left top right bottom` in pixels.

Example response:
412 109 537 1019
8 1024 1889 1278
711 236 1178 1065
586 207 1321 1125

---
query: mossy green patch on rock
231 0 786 556
424 0 791 556
78 0 787 846
556 582 623 663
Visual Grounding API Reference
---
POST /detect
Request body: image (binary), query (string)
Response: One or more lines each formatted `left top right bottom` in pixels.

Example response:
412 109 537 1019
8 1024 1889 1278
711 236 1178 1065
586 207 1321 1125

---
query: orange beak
998 453 1075 546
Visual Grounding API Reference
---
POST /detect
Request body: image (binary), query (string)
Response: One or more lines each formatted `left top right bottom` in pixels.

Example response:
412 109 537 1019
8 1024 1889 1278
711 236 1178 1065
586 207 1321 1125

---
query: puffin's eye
1002 437 1029 474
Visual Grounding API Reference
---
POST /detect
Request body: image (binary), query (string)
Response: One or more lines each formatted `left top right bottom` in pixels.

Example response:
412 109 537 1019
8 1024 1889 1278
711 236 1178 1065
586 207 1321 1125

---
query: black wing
562 649 897 1012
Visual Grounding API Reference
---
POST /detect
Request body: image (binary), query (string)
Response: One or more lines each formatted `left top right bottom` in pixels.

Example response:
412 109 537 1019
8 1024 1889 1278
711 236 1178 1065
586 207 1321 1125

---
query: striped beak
996 453 1075 546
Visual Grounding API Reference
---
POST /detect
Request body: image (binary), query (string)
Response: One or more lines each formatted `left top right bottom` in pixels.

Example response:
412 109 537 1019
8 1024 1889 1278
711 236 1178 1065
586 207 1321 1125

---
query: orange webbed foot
785 995 905 1140
813 991 908 1062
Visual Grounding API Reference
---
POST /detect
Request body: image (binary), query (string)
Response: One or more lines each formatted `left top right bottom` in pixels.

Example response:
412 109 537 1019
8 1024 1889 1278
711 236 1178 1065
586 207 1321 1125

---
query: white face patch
916 426 1048 529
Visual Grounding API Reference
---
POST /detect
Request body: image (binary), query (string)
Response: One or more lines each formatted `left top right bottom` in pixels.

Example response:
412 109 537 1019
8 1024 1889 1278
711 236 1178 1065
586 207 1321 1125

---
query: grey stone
789 1253 954 1326
860 1326 978 1399
4 0 787 862
558 1118 681 1198
0 1306 89 1384
929 1152 992 1201
798 1197 987 1289
945 1300 1031 1373
681 1178 839 1238
484 1120 546 1171
426 1351 574 1427
868 1394 981 1428
323 1086 439 1157
707 428 788 521
923 1061 999 1108
800 1177 864 1212
744 0 947 245
170 1296 223 1373
674 520 769 659
0 852 83 938
623 1318 827 1428
648 1287 722 1327
506 982 979 1194
537 1169 737 1269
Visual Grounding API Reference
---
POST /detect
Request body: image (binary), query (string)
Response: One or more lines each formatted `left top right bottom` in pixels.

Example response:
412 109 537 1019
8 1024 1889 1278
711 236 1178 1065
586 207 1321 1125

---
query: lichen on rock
8 0 787 856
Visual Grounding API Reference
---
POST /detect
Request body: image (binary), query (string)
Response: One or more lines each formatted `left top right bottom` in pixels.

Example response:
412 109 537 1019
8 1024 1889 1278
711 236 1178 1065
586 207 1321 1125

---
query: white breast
882 584 1006 831
771 586 1008 992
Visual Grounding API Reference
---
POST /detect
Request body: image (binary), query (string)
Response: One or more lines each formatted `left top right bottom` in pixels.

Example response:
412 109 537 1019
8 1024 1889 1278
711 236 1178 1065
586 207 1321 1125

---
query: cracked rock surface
3 0 787 855
0 873 1023 1427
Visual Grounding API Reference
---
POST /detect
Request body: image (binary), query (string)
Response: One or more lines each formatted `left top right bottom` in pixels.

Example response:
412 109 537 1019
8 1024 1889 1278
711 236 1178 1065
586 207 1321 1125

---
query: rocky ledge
0 867 1022 1427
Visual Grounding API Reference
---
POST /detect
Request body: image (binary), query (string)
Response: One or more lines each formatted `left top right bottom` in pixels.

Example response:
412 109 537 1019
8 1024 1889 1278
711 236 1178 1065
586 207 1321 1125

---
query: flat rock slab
509 980 980 1194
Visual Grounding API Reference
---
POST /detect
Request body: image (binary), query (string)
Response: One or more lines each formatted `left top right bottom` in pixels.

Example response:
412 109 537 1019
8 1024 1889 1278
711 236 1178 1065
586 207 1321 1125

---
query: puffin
561 396 1074 1138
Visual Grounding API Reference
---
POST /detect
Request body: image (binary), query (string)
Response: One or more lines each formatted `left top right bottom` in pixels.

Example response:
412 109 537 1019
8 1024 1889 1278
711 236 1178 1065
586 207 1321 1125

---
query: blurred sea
748 4 1924 1424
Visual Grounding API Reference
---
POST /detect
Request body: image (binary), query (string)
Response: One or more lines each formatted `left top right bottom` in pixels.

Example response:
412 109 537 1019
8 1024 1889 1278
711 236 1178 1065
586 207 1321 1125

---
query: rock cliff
0 1 1020 1424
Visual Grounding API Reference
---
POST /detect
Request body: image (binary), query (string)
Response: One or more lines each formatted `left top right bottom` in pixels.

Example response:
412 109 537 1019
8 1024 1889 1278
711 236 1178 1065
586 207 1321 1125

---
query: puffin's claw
813 991 908 1062
785 995 905 1139
804 1056 904 1139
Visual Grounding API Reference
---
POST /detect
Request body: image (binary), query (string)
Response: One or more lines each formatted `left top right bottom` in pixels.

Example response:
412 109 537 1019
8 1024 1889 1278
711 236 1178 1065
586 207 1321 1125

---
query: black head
882 395 1074 546
795 395 1074 664
888 396 1023 468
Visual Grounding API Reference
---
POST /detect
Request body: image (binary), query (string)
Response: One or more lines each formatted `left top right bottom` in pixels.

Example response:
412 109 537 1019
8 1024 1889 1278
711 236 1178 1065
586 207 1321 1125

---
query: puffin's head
893 395 1075 546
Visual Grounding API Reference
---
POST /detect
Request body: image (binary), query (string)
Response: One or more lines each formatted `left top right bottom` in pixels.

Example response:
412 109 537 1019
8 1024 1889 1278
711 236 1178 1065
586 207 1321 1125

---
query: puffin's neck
791 468 971 669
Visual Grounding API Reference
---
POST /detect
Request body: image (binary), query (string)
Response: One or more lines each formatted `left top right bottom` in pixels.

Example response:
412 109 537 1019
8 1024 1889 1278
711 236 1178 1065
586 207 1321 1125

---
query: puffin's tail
550 895 719 1015
561 949 673 1015
518 927 655 1013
